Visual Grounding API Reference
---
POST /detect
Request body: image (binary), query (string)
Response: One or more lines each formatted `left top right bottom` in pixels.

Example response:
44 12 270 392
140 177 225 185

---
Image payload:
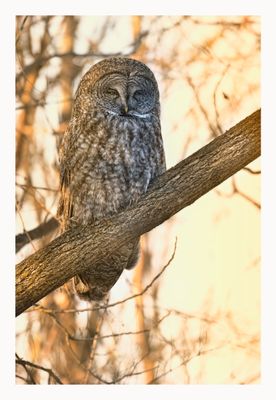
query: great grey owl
57 57 166 301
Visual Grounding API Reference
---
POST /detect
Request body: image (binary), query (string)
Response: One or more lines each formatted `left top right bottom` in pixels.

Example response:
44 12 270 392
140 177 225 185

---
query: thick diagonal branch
16 109 261 316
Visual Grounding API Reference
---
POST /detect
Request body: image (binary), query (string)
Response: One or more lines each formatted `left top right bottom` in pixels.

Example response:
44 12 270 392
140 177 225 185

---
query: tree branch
16 217 59 253
16 109 261 316
16 354 63 384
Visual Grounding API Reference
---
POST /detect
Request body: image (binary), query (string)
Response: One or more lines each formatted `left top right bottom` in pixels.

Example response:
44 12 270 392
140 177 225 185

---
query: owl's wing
56 128 75 229
57 166 74 229
157 149 167 176
150 133 166 184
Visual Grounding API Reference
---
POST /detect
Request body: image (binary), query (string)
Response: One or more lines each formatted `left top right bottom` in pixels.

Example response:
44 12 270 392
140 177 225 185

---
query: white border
4 1 263 16
1 1 275 398
261 7 276 393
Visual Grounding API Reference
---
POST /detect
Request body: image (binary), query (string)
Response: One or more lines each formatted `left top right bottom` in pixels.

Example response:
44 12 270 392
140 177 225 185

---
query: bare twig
243 167 261 175
16 354 63 384
84 308 107 383
213 65 230 135
16 30 149 81
215 176 260 209
16 217 59 253
16 16 28 45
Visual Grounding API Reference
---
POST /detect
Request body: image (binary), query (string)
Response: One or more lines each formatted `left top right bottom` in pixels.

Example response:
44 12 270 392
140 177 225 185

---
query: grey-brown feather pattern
57 57 166 301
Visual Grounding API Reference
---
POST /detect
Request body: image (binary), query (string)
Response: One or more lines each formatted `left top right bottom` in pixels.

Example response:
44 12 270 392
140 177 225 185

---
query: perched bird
57 57 166 301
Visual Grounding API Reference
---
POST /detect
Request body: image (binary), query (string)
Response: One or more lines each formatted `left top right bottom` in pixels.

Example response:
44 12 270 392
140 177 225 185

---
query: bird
57 57 166 301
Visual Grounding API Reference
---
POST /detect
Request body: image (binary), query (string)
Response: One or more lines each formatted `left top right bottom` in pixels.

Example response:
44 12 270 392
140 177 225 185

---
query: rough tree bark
16 110 261 316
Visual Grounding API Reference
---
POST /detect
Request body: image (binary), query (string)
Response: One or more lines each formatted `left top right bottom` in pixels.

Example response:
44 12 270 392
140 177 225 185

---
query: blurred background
15 15 260 384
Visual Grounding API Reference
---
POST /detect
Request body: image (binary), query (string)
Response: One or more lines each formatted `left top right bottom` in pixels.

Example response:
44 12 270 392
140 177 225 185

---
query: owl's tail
125 238 140 270
73 239 140 301
73 274 108 301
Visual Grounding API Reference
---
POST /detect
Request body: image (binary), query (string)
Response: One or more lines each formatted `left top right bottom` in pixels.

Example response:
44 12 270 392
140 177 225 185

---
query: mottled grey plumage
57 57 166 301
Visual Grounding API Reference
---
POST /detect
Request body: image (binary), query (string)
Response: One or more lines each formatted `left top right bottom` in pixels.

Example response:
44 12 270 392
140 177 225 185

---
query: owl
57 57 166 301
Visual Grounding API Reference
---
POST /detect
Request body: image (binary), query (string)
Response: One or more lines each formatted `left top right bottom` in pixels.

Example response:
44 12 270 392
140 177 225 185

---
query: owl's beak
121 99 128 115
119 93 128 115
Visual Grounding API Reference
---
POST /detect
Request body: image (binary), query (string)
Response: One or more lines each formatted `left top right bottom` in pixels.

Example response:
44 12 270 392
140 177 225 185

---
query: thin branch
112 365 158 384
83 308 107 383
243 167 261 175
16 182 58 192
16 354 63 384
16 16 28 45
16 374 29 383
16 217 59 253
16 354 36 384
213 64 230 135
149 344 226 384
190 17 258 27
215 176 260 209
234 188 260 209
16 31 149 80
186 75 218 137
16 205 37 252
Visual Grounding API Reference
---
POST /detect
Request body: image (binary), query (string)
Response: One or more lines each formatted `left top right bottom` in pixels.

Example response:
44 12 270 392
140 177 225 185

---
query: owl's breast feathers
95 114 163 185
58 112 165 226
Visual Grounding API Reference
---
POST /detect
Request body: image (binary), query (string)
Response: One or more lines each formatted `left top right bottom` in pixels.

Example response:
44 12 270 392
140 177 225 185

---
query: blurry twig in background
16 353 63 384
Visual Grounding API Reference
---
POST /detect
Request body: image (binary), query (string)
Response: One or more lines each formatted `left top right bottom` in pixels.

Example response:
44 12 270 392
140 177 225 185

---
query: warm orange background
16 16 260 384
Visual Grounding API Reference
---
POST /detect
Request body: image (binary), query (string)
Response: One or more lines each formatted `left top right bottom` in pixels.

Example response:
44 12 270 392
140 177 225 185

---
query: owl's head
74 57 160 119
